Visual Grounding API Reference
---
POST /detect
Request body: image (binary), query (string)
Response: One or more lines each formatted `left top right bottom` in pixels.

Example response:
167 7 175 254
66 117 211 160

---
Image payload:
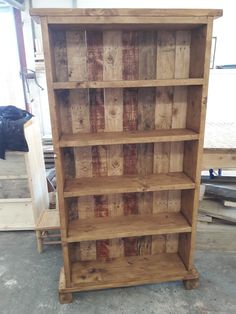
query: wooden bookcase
31 8 222 303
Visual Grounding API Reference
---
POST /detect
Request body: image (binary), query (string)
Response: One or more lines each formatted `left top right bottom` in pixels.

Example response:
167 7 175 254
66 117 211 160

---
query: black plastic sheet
0 106 33 159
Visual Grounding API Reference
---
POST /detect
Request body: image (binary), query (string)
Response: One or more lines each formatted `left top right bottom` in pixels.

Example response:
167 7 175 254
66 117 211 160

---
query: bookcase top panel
30 8 222 18
30 8 222 24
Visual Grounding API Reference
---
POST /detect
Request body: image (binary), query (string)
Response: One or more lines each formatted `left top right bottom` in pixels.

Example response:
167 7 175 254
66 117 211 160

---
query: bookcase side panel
179 19 214 269
41 19 71 286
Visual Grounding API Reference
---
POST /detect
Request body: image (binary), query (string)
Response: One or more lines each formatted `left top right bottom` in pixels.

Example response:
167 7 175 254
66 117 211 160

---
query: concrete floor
0 232 236 314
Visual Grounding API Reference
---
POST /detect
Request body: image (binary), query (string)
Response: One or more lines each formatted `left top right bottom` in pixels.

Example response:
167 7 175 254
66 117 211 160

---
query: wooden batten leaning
30 8 222 303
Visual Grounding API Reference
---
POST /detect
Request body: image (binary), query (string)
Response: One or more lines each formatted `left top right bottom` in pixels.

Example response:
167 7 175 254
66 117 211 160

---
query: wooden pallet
31 8 222 303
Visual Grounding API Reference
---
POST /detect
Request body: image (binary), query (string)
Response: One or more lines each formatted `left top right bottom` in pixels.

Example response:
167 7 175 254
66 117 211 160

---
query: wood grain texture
41 19 71 285
202 148 236 170
53 31 68 82
167 31 191 252
68 212 191 242
136 31 157 255
122 31 140 256
70 253 189 291
46 16 209 26
87 30 110 259
123 89 138 132
53 78 204 89
59 129 199 147
122 31 139 80
64 172 195 198
123 144 138 256
74 145 95 261
66 30 87 81
91 145 109 255
57 91 72 135
89 89 105 133
66 28 96 262
153 30 175 254
180 21 214 270
87 31 103 81
138 31 156 80
103 30 124 259
31 8 223 18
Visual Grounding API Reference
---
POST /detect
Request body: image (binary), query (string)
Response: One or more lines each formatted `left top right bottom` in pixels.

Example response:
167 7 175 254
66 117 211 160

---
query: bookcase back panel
65 189 182 261
51 29 192 82
62 143 190 179
54 25 197 262
69 233 180 262
66 191 183 221
56 86 189 134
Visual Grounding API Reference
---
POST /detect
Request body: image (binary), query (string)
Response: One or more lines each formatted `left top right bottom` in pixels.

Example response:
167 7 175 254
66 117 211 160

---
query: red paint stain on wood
87 31 103 81
90 89 105 133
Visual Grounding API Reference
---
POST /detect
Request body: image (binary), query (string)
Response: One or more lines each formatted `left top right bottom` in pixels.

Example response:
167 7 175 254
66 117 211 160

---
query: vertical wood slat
137 31 156 255
122 31 139 80
86 30 109 259
152 30 175 254
167 30 191 253
66 31 87 82
57 91 72 135
40 18 71 286
53 30 68 82
65 30 96 262
190 18 214 266
103 31 124 259
122 31 139 256
87 31 103 81
87 33 106 246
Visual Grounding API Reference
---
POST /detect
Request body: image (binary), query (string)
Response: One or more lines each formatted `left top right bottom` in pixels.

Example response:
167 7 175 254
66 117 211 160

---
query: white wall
0 7 25 108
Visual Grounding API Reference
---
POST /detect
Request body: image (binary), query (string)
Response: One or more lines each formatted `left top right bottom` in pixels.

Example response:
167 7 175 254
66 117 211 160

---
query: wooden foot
183 278 200 290
59 267 73 303
59 292 73 304
36 230 43 253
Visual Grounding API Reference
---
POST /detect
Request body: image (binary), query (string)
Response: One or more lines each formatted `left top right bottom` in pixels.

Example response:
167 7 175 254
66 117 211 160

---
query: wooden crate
30 8 222 303
0 118 49 230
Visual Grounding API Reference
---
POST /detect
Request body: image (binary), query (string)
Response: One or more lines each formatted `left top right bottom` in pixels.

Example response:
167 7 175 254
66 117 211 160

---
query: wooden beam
202 148 236 170
30 8 223 18
53 78 204 89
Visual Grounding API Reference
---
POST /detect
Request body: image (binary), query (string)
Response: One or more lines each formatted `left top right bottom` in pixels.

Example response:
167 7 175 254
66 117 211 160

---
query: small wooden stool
35 210 61 253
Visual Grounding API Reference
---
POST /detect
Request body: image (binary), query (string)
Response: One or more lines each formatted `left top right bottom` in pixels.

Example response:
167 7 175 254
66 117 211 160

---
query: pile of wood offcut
197 177 236 251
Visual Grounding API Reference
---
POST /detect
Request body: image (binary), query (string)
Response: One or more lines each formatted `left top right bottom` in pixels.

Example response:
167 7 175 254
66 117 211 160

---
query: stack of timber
42 137 55 169
197 177 236 252
46 167 56 190
197 195 236 252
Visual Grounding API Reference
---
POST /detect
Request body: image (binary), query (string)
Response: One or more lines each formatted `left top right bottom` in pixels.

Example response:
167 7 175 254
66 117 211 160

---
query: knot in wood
107 54 114 65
